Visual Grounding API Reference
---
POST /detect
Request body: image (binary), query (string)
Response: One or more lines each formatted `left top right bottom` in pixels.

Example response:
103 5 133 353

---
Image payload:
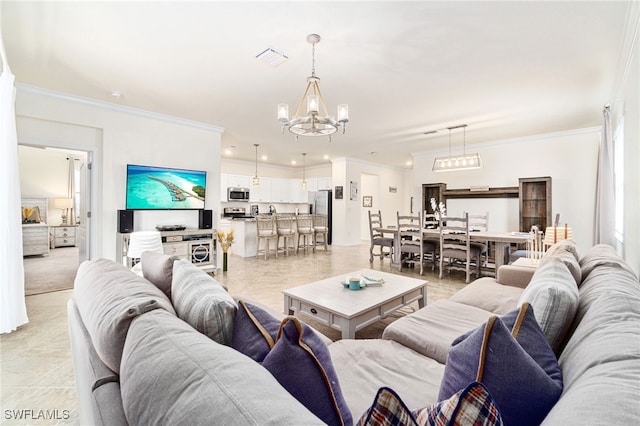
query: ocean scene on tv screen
126 165 206 210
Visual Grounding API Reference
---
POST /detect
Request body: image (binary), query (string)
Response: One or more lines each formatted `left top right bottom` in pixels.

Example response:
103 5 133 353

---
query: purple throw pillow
231 300 280 362
262 317 352 426
438 303 562 426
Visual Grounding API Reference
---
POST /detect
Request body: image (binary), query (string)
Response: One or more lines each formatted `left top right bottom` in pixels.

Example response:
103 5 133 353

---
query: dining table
375 226 532 271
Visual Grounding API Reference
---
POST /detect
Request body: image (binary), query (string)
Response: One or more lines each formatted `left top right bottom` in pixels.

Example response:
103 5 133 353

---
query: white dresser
51 225 78 248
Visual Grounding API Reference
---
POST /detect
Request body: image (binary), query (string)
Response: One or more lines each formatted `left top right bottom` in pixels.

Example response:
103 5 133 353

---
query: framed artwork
362 196 373 207
335 186 344 199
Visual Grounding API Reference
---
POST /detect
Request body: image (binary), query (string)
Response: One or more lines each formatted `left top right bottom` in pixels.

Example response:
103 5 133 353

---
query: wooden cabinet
519 177 552 232
51 225 77 248
422 183 446 214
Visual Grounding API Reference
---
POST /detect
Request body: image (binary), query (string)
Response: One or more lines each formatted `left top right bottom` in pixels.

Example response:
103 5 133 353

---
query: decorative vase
223 251 228 272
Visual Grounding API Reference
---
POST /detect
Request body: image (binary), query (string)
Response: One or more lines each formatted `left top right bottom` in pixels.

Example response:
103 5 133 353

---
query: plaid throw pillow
358 382 503 426
416 382 503 426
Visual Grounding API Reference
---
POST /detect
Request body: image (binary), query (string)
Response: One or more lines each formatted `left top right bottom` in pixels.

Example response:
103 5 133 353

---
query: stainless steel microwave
227 187 250 201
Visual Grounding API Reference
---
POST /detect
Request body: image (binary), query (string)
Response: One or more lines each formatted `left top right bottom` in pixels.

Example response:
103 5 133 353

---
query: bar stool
276 215 296 256
313 214 329 252
256 215 278 260
296 214 314 253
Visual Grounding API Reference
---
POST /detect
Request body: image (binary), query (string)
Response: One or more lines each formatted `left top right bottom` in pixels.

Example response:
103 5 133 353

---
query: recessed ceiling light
406 160 413 166
291 160 297 165
224 146 235 155
323 154 329 160
261 154 268 161
111 90 123 98
256 47 288 67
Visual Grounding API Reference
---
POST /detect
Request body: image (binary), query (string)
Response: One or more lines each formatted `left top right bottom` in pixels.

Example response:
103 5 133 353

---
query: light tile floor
1 243 469 425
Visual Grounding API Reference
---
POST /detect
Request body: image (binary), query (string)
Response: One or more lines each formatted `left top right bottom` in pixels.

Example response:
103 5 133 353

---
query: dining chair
397 211 437 275
422 212 441 269
275 214 296 256
256 215 278 260
295 214 315 253
439 213 482 283
368 210 394 263
312 214 329 252
466 211 489 267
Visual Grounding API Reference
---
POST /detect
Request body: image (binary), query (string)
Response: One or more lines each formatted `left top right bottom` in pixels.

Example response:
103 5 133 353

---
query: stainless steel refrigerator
309 190 332 244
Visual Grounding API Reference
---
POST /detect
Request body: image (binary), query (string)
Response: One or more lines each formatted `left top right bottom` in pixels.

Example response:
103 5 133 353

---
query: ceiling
1 1 633 168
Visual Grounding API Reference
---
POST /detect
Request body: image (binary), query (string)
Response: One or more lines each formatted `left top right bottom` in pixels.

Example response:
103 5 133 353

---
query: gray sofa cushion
141 251 179 298
449 277 523 315
543 291 640 425
73 259 175 373
382 299 493 364
519 257 579 353
67 299 128 426
120 309 324 425
171 259 237 346
329 339 445 419
540 239 581 285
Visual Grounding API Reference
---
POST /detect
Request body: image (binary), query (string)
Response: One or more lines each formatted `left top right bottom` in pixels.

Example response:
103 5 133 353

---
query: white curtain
594 105 616 246
0 42 29 333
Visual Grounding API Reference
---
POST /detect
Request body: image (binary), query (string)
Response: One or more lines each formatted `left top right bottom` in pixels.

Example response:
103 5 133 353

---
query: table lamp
52 197 73 225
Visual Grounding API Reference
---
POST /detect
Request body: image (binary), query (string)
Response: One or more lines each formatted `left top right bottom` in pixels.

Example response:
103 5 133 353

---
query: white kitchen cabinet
270 178 291 203
317 177 332 190
250 178 272 202
226 174 251 188
290 179 308 203
230 219 257 257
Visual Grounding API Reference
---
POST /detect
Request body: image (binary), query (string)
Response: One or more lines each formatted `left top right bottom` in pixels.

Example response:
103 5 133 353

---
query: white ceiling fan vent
256 47 288 67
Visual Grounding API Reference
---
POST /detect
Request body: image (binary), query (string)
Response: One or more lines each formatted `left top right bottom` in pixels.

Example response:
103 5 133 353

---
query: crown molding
16 83 225 133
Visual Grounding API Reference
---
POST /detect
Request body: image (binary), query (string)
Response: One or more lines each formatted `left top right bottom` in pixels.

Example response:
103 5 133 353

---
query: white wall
331 157 411 246
16 86 223 264
412 129 600 255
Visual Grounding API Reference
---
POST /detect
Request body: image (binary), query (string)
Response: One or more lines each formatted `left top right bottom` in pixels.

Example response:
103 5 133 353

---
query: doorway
19 144 93 295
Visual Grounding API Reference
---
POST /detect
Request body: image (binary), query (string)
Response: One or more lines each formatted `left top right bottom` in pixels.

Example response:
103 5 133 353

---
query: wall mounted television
126 164 206 210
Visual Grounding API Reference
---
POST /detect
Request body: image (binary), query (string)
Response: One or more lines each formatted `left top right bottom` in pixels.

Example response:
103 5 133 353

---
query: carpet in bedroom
23 246 80 295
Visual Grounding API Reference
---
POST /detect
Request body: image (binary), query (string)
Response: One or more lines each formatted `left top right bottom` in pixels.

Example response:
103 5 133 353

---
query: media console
117 228 217 274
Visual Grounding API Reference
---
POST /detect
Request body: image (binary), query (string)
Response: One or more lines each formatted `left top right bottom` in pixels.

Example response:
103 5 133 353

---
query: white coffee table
283 268 427 339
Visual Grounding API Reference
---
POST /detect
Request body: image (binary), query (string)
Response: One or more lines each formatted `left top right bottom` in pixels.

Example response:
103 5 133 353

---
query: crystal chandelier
277 34 349 140
432 124 482 172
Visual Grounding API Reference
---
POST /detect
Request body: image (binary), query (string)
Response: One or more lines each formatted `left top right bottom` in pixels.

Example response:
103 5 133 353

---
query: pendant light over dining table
432 124 482 172
277 34 349 141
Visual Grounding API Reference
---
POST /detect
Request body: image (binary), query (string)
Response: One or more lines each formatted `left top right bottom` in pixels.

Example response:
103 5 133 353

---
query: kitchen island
230 218 257 257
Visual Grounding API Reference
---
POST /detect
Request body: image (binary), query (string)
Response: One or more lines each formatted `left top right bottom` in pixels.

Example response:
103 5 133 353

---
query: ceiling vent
256 47 288 67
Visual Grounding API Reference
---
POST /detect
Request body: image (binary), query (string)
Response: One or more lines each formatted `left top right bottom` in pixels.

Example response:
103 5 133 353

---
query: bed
22 197 50 256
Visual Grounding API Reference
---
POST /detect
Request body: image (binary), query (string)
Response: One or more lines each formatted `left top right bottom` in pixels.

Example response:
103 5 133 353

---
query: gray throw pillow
73 259 176 373
171 259 237 345
141 251 179 298
519 257 579 353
